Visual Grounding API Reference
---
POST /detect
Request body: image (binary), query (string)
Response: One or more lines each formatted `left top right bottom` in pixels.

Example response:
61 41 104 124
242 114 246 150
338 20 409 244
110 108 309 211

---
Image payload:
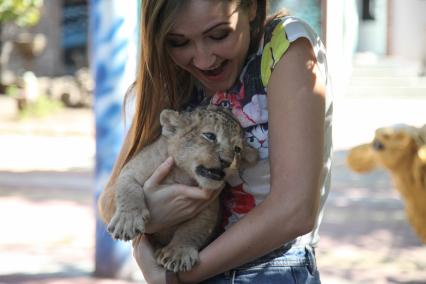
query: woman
98 0 332 283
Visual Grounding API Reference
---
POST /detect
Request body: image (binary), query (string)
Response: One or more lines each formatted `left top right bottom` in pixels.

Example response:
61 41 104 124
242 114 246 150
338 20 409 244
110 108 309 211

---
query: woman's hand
143 157 220 233
133 234 181 284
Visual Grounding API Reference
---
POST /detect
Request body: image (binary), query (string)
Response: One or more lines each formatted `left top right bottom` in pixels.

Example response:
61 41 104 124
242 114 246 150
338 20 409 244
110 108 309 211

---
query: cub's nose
219 157 231 169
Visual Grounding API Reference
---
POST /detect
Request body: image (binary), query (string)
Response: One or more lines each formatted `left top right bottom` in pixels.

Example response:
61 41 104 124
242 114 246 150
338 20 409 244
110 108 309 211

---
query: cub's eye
202 132 217 142
234 146 242 154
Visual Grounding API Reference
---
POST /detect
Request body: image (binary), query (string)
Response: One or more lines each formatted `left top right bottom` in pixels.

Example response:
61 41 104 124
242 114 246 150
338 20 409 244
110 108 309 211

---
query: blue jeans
201 244 321 284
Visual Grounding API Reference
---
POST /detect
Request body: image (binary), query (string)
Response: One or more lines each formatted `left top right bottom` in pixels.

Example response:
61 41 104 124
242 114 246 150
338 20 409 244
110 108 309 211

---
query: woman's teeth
204 68 221 76
202 61 226 76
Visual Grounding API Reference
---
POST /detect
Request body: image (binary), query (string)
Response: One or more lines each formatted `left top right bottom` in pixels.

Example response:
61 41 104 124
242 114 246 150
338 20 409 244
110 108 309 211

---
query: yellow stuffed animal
347 124 426 243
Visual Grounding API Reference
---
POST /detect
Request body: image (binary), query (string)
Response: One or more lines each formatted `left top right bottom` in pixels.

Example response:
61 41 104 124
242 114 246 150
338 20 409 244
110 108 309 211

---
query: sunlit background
0 0 425 283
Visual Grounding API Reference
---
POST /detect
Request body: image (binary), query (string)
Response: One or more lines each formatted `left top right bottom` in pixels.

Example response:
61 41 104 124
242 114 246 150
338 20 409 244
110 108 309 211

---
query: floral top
189 16 332 247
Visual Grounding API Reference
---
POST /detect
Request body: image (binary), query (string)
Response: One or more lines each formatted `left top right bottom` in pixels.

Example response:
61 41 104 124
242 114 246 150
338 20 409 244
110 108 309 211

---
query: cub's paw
107 208 150 241
155 245 199 272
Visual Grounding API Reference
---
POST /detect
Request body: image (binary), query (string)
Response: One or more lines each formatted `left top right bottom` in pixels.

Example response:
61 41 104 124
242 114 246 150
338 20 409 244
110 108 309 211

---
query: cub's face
160 107 258 190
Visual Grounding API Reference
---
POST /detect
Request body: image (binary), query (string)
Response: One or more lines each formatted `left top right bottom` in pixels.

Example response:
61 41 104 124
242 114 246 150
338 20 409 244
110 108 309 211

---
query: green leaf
0 0 43 26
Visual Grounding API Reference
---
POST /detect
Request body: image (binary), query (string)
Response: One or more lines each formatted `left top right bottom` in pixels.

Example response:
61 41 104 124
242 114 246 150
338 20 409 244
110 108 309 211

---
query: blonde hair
98 1 268 222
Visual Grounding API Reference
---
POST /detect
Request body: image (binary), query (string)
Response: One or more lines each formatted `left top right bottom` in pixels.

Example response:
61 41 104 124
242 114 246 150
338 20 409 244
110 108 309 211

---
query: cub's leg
107 141 167 241
155 200 220 272
108 172 150 241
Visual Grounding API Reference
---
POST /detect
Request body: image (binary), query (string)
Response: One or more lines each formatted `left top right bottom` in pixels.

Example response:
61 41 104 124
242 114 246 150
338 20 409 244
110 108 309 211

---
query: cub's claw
155 245 199 272
107 208 150 241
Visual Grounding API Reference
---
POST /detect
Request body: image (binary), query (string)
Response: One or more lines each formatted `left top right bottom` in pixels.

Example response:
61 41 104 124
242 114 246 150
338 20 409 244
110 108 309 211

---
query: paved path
0 58 425 284
318 57 426 284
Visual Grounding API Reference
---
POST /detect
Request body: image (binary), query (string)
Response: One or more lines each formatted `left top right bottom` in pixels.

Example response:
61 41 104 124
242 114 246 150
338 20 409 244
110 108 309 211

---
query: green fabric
260 22 290 87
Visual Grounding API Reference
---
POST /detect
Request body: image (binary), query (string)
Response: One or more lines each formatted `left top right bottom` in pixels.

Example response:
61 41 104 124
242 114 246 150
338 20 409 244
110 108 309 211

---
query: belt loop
305 245 318 276
231 270 236 284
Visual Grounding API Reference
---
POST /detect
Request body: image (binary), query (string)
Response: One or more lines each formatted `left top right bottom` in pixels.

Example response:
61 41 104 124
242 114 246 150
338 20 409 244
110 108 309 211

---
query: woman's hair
119 0 268 168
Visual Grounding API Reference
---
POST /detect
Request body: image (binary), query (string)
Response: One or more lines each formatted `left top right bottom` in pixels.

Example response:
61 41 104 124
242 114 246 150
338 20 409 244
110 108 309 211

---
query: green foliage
0 0 43 26
18 94 63 119
5 84 19 97
5 84 63 119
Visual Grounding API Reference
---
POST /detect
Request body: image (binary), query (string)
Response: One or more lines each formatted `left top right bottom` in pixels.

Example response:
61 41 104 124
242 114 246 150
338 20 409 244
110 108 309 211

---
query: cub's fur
106 106 258 272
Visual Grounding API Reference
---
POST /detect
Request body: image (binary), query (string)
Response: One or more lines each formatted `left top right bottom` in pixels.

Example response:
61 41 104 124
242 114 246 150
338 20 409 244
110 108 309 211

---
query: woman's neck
204 89 215 97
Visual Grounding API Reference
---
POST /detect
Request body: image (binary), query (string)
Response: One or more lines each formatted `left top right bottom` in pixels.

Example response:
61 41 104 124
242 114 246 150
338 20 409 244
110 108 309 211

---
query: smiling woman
98 0 332 283
166 0 254 94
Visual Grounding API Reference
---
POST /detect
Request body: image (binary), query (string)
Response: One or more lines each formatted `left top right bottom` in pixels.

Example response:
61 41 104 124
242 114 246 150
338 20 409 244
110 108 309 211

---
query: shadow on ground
0 170 93 204
0 272 134 284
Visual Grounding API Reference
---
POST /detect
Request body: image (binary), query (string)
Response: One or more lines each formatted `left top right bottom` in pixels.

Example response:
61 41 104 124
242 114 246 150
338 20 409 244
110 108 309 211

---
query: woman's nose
192 45 216 70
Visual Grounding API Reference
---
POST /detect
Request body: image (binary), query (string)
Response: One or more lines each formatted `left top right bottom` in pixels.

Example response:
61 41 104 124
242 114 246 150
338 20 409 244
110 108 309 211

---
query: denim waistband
232 241 316 273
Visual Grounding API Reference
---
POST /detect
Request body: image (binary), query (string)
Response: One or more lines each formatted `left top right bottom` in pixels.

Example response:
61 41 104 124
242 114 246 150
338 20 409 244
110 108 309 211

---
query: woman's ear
160 109 181 137
346 143 378 173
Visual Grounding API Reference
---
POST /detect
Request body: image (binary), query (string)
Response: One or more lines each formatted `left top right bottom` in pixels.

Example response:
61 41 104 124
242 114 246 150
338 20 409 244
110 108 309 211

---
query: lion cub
107 105 258 272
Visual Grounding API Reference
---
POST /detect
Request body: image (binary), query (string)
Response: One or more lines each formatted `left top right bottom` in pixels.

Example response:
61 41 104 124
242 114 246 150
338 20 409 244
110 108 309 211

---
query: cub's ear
419 124 426 145
207 104 219 111
160 109 182 137
346 143 378 173
241 143 259 169
416 125 426 164
207 104 232 115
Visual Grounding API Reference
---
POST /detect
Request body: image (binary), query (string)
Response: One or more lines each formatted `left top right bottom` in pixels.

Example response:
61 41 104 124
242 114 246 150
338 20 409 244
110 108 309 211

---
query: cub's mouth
195 165 225 181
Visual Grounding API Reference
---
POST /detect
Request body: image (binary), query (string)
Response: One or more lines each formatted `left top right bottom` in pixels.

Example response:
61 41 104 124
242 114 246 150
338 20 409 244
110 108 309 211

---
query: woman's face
167 0 256 94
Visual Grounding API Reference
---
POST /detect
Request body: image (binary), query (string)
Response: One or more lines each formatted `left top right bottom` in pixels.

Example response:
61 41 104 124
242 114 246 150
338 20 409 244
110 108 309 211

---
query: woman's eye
202 132 217 142
167 38 189 48
210 31 230 41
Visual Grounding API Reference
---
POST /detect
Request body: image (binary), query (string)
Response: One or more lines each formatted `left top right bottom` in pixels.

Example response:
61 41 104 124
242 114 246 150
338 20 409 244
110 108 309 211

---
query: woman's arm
179 37 326 283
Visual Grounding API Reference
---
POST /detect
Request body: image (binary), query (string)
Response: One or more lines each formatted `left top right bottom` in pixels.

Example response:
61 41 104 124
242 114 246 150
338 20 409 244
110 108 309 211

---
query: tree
0 0 44 89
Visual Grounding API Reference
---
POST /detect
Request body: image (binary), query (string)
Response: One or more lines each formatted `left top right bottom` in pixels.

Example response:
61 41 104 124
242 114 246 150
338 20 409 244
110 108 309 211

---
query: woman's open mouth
199 60 229 81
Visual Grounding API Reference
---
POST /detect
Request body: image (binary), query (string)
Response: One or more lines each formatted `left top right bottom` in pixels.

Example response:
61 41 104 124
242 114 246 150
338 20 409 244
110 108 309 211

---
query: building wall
357 0 387 55
31 1 64 76
2 0 88 78
326 0 359 97
2 1 64 77
270 0 322 36
390 0 426 60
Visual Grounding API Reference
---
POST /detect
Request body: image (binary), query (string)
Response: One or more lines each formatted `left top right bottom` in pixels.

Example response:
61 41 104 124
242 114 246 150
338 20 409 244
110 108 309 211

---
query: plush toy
346 124 426 243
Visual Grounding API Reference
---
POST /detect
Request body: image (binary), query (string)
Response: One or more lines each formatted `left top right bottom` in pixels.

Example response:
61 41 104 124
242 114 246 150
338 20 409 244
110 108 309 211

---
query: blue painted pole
89 0 139 278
